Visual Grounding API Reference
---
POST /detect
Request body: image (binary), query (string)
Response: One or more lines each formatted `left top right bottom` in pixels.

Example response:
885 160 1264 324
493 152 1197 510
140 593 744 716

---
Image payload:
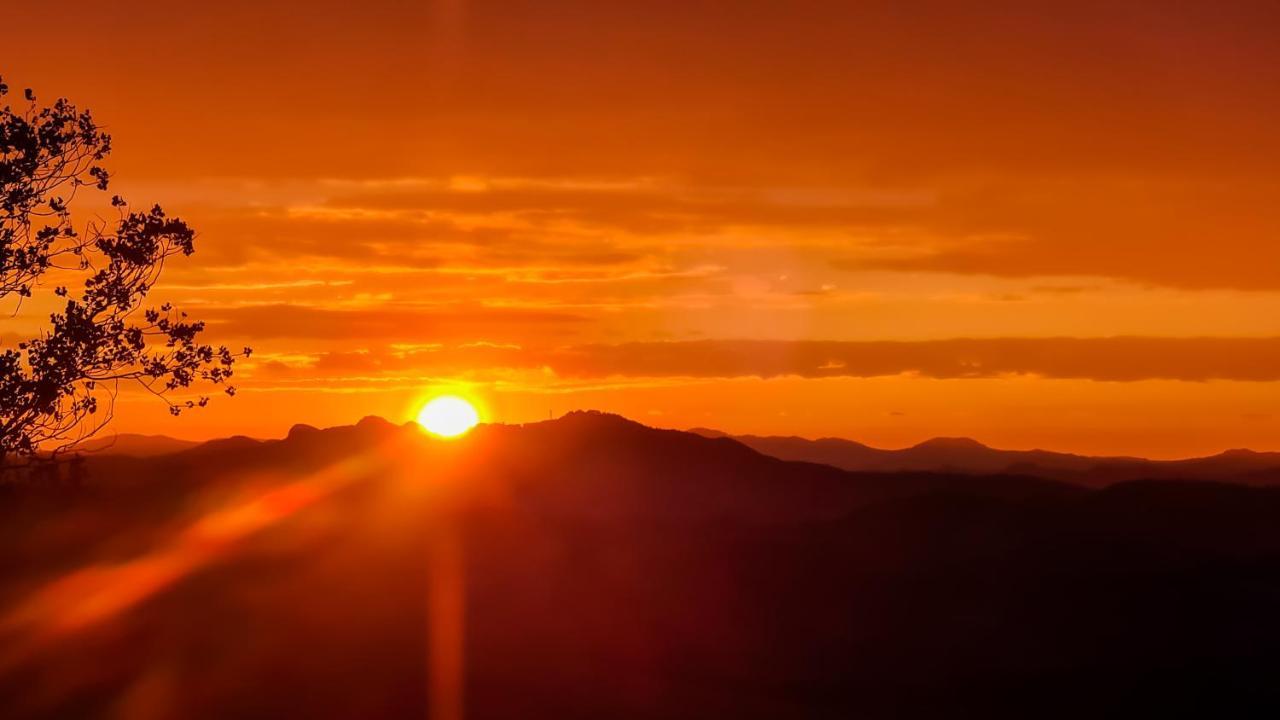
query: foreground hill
2 412 1280 718
693 428 1280 486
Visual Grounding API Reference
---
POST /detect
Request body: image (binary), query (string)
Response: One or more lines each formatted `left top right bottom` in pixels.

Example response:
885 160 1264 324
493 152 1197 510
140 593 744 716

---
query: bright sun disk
417 395 480 438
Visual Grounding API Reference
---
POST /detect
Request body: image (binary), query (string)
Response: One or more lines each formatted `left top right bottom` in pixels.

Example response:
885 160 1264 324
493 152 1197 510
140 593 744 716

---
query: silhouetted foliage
0 78 248 460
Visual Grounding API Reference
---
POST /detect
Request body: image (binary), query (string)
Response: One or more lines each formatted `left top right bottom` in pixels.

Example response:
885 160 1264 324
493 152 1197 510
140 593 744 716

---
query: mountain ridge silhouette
72 413 1280 491
688 427 1280 485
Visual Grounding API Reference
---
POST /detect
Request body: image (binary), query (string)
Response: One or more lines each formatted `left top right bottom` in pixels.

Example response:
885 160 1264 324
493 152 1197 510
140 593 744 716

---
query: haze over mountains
691 428 1280 486
4 412 1280 717
74 433 202 458
88 423 1280 487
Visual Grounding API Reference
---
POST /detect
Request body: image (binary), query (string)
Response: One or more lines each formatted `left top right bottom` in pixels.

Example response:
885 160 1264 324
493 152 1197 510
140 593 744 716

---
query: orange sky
5 0 1280 457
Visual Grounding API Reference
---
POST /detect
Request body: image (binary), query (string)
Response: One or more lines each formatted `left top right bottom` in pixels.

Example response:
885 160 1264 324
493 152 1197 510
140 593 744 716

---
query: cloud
318 183 932 236
199 304 589 344
173 175 1280 293
548 338 1280 382
239 337 1280 385
834 180 1280 291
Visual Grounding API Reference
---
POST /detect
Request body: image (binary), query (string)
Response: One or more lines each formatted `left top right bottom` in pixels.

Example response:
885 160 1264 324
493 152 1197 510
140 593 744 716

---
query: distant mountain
690 429 1280 486
72 432 202 457
4 412 1280 717
62 413 1074 521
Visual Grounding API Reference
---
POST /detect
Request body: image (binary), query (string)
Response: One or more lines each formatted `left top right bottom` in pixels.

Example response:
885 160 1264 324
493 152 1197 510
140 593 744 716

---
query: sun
417 395 480 438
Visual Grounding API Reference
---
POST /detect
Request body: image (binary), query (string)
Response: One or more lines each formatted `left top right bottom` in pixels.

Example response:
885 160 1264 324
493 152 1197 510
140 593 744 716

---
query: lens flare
417 396 480 438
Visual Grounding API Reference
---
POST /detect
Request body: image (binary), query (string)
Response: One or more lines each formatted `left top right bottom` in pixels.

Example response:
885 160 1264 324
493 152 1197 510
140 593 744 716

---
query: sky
5 0 1280 457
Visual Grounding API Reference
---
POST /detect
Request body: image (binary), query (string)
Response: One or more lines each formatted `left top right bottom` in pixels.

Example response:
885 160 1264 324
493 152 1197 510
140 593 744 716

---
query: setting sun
416 396 480 438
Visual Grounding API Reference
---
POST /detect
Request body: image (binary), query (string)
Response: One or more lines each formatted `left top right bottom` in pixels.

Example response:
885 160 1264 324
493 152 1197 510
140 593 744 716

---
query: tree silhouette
0 78 248 460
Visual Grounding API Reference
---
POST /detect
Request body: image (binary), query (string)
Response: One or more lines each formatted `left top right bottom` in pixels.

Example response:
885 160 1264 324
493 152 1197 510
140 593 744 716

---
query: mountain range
691 428 1280 486
73 432 202 457
3 412 1280 718
85 424 1280 487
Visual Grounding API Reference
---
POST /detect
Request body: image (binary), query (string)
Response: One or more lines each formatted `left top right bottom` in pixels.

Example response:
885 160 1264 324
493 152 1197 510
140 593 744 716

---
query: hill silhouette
69 432 202 458
693 428 1280 486
2 412 1280 717
97 421 1280 487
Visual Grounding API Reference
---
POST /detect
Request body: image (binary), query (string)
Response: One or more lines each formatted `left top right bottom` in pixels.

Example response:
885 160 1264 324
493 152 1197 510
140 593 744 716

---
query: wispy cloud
236 337 1280 385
